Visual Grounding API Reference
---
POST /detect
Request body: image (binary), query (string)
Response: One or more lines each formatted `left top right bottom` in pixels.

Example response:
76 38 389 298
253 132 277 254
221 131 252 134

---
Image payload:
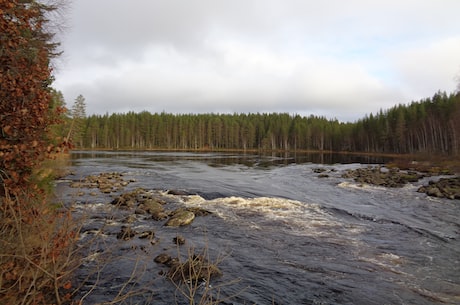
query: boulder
141 199 165 214
165 210 195 227
426 186 444 198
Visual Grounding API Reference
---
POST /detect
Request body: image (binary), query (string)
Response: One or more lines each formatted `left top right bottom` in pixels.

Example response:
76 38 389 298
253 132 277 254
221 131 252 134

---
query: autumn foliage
0 0 65 192
1 1 77 304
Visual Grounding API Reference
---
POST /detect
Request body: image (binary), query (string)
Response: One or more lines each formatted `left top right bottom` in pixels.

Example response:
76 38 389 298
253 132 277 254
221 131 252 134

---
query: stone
167 189 193 196
116 226 137 240
134 208 147 215
165 210 195 227
168 255 222 282
70 182 85 188
138 230 155 239
185 207 212 217
152 211 168 221
313 168 327 173
341 166 424 188
173 235 186 245
154 253 172 264
418 176 460 199
426 186 443 198
142 199 165 214
122 215 137 223
69 172 133 193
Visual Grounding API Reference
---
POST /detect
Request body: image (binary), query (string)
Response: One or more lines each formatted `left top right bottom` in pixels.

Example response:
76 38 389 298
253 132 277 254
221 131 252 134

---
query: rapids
57 151 460 305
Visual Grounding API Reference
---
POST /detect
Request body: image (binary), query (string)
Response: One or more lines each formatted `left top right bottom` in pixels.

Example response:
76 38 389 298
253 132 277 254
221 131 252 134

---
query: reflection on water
71 150 392 168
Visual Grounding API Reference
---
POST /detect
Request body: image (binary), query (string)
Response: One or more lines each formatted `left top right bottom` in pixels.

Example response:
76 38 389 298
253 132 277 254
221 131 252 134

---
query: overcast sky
54 0 460 122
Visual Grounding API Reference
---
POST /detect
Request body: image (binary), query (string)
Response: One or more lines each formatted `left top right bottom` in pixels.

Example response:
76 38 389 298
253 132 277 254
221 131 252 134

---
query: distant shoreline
72 147 408 158
69 148 460 174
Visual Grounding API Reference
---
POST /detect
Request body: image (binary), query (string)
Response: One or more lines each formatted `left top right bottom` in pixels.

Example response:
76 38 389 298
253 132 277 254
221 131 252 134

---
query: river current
57 151 460 305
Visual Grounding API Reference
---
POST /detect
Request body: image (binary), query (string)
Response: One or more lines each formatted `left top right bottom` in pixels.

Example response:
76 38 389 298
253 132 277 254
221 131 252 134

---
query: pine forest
71 91 460 156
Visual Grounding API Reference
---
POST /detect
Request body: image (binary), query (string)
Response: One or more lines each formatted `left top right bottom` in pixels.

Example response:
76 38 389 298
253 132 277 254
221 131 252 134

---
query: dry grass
0 188 79 305
0 152 80 304
169 244 244 305
387 155 460 174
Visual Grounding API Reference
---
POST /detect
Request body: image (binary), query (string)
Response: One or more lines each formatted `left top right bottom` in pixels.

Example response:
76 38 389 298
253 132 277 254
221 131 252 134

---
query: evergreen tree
67 94 87 147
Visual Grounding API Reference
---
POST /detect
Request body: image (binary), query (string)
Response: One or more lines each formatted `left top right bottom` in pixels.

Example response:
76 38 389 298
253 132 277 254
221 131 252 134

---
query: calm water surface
57 151 460 305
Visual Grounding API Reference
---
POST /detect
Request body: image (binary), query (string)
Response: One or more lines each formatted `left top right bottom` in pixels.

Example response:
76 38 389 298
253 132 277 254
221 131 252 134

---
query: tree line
71 91 460 155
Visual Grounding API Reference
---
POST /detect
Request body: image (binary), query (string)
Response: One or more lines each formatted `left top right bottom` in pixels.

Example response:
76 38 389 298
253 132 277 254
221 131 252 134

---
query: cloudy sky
54 0 460 122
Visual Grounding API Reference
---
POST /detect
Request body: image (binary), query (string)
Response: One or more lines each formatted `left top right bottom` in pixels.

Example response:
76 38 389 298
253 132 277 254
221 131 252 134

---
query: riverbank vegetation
74 91 460 156
0 1 76 304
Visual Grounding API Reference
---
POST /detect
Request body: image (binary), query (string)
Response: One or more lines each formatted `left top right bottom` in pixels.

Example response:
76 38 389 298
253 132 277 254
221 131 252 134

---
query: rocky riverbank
341 166 426 188
417 177 460 199
339 165 459 200
69 172 218 284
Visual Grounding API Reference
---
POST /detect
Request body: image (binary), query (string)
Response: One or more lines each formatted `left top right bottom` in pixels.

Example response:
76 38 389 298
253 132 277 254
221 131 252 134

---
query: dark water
57 151 460 305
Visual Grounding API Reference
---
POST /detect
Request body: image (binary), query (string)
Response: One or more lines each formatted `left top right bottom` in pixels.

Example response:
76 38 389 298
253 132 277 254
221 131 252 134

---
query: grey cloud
55 0 460 122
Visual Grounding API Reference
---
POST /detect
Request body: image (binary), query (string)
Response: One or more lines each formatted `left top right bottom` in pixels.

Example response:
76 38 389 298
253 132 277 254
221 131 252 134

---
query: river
56 151 460 305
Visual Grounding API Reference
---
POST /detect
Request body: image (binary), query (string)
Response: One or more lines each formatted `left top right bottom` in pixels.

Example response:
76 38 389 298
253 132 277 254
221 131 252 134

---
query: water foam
178 193 363 241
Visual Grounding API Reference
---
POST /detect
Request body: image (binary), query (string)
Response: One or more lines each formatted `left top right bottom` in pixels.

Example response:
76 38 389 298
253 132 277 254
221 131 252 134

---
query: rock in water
173 235 186 245
165 210 195 227
168 255 222 282
116 226 137 240
141 199 165 214
138 230 155 239
138 198 168 220
154 253 172 264
418 176 460 199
